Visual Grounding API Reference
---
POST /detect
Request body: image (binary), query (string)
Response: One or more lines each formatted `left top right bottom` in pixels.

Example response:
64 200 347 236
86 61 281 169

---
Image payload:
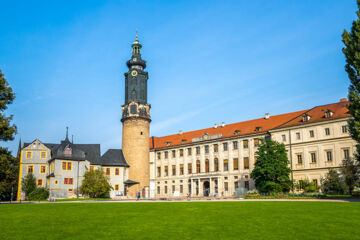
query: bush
21 173 36 199
321 169 347 195
260 182 283 193
27 187 49 201
80 168 112 198
304 184 317 193
353 187 360 197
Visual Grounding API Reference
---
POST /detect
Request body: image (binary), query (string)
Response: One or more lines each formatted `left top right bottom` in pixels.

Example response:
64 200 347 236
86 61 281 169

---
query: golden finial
136 30 138 40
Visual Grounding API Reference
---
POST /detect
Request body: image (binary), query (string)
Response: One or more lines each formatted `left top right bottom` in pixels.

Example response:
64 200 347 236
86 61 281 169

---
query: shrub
260 182 282 194
80 168 112 198
321 169 347 195
27 187 49 201
21 173 36 199
304 185 317 193
353 187 360 197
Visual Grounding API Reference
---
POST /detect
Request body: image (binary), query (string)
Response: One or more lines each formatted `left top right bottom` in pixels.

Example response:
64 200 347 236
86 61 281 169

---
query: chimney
214 124 218 129
179 130 183 135
222 122 225 127
265 113 270 120
340 98 348 102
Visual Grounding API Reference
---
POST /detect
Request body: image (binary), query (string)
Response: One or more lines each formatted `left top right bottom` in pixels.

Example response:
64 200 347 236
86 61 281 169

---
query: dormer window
325 110 333 118
166 141 171 146
302 113 311 122
64 146 72 156
181 139 187 143
234 130 240 135
255 127 262 131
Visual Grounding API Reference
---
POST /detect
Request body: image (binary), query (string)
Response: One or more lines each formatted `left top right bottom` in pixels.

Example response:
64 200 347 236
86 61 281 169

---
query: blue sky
0 0 357 154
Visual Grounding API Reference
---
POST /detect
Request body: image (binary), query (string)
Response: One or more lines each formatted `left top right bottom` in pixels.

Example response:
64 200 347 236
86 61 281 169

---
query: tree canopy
250 139 292 193
342 0 360 162
80 168 112 198
0 70 16 141
21 173 36 199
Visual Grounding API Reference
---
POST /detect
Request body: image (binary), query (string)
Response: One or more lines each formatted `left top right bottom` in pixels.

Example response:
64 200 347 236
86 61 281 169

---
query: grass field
1 201 360 240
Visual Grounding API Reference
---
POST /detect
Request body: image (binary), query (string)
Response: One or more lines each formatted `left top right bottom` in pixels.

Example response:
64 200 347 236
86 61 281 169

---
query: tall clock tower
121 34 151 198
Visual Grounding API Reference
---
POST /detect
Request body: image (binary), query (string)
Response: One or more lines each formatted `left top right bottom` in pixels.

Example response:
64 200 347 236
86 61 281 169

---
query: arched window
214 158 219 171
196 160 200 173
205 159 209 173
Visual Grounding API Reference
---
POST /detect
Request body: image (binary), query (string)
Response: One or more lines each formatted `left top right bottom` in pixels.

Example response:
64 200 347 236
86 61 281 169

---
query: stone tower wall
122 118 150 197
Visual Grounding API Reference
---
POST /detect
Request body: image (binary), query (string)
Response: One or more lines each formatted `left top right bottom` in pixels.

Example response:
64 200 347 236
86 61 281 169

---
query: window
188 148 192 156
27 165 34 173
282 135 286 141
222 142 228 151
244 181 249 190
37 179 43 186
106 168 111 176
224 182 228 191
326 151 332 162
165 151 168 159
172 150 176 158
205 145 209 154
164 166 168 177
214 144 218 153
26 151 32 159
311 152 317 163
63 162 72 171
90 166 94 172
130 104 137 114
254 139 260 147
214 158 219 171
243 157 249 170
243 140 248 149
296 132 301 140
196 160 201 173
180 185 183 193
342 125 348 133
297 154 303 164
343 149 350 160
233 158 239 170
325 128 330 136
180 149 184 157
55 180 59 185
64 147 72 155
172 165 176 176
224 159 229 171
115 168 120 176
313 179 318 187
188 163 192 174
180 164 184 175
157 152 161 160
233 141 238 150
115 184 119 191
157 167 161 177
157 186 160 194
64 178 73 185
205 159 209 172
40 166 46 174
40 152 46 159
309 130 314 138
235 181 239 190
196 146 200 155
171 185 174 193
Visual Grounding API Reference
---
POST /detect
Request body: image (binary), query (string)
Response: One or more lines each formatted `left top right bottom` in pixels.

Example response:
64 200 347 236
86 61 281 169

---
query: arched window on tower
130 104 137 114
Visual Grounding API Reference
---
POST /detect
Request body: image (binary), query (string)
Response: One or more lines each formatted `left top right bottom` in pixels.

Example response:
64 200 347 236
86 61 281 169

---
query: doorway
203 181 210 196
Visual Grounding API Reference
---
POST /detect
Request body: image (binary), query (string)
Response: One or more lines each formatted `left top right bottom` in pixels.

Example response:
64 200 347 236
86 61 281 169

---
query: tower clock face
131 70 138 76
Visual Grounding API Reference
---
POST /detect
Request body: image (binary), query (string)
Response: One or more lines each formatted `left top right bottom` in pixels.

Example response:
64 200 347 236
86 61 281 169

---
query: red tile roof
150 100 350 150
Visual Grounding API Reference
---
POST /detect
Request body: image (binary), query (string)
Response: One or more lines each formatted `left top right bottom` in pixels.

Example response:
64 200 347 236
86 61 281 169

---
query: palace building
17 36 357 200
148 99 356 198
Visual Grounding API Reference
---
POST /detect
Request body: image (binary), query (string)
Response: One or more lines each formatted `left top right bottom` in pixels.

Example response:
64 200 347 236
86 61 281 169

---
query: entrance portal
203 181 210 196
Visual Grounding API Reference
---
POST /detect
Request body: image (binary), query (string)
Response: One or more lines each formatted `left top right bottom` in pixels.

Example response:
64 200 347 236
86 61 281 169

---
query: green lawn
1 201 359 240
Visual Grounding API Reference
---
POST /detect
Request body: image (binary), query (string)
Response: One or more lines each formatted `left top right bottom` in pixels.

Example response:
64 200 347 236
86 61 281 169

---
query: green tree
340 158 359 194
321 169 347 195
21 173 36 199
80 168 112 198
342 0 360 163
250 139 292 193
0 69 17 201
0 148 18 201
